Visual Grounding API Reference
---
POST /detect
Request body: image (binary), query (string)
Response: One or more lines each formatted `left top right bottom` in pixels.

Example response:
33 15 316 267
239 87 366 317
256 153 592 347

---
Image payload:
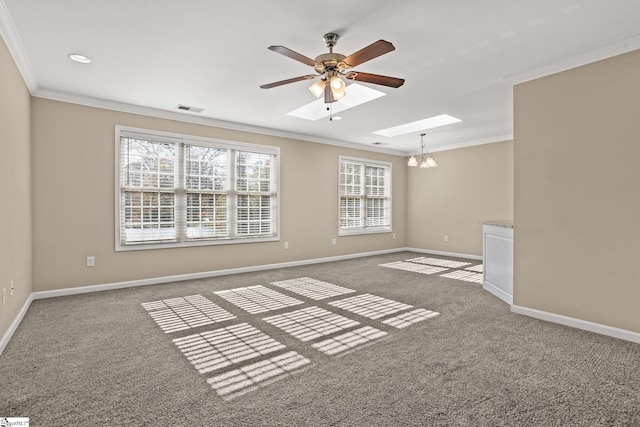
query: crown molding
36 88 513 157
504 33 640 85
427 134 513 154
0 0 38 93
33 87 409 157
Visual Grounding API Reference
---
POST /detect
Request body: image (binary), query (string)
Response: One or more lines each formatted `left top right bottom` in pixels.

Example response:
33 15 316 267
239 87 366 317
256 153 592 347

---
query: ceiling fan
260 33 405 104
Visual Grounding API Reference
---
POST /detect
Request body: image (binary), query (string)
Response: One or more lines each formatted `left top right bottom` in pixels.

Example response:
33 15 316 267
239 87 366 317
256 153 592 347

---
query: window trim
338 155 392 237
115 125 280 251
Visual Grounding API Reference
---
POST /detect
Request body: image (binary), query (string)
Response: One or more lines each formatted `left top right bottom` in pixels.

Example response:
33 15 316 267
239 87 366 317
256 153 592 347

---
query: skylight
373 114 462 137
287 84 386 121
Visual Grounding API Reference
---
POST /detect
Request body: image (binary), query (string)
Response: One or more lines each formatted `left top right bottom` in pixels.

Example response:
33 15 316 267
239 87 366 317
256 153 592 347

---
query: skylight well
287 84 385 121
373 114 462 137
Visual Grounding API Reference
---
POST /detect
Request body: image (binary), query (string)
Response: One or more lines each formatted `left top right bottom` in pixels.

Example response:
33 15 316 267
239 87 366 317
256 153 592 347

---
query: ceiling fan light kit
308 80 325 97
261 32 404 107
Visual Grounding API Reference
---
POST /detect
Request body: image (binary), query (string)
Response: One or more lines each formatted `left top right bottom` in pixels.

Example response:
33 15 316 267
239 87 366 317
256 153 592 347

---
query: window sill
338 228 392 237
116 235 280 251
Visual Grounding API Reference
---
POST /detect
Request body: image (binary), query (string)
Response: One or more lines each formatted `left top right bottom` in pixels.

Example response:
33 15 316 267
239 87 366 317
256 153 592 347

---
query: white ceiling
2 0 640 155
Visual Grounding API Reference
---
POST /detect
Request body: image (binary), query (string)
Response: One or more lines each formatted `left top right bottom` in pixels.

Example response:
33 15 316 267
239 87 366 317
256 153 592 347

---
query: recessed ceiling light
373 114 462 137
68 53 92 64
287 84 385 121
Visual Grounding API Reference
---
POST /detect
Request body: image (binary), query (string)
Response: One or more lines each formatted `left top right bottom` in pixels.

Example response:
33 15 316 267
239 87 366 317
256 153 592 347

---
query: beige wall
406 140 513 256
0 37 32 338
31 99 406 291
7 29 637 345
514 49 640 333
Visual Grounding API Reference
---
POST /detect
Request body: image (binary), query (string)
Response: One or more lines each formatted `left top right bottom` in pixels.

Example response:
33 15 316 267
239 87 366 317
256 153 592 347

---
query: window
116 126 279 250
338 156 391 235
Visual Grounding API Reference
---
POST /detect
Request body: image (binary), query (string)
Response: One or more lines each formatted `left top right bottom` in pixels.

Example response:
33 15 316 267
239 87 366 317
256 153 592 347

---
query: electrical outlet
87 256 95 267
332 238 336 245
10 280 14 297
393 233 396 240
444 235 449 242
284 241 289 250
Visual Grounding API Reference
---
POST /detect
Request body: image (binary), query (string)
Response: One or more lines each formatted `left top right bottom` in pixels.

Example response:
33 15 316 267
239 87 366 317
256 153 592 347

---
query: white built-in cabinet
481 221 514 305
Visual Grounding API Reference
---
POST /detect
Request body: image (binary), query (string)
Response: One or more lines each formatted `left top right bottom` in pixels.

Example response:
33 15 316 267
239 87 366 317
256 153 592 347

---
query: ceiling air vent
176 104 205 113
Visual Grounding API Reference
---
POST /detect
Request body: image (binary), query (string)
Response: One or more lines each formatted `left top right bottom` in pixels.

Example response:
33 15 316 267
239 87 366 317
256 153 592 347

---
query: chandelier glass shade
408 133 437 168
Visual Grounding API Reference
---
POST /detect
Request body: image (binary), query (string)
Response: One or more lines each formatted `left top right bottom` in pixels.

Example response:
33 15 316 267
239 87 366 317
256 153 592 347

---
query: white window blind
339 156 391 235
116 126 279 250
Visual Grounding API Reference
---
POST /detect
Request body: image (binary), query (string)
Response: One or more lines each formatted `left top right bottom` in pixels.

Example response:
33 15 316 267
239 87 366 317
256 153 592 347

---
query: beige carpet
1 252 639 426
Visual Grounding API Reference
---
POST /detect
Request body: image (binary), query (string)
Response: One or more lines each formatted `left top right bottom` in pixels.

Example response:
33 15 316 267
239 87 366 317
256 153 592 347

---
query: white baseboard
511 305 640 344
0 246 493 355
0 293 34 355
32 248 409 300
2 248 414 355
32 247 483 300
483 282 513 305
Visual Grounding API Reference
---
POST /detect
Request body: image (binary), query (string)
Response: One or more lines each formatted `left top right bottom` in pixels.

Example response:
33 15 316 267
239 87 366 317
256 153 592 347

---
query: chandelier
408 133 438 168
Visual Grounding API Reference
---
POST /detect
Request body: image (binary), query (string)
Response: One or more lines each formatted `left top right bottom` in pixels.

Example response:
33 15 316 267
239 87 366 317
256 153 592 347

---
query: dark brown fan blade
260 75 317 89
341 40 395 68
344 71 405 88
268 46 319 67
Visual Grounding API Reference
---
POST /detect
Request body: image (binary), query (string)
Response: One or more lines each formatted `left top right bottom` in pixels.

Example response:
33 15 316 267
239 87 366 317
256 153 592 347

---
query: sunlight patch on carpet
381 308 440 329
311 326 388 355
378 261 448 275
263 306 360 342
271 277 356 300
440 270 484 283
379 256 484 285
149 276 443 400
465 264 484 273
173 323 286 374
141 294 236 333
328 294 413 320
406 257 471 269
207 351 310 400
213 285 304 314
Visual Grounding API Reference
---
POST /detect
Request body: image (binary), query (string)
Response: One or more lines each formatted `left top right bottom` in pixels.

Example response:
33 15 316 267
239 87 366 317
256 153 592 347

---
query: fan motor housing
315 53 346 64
314 53 348 74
